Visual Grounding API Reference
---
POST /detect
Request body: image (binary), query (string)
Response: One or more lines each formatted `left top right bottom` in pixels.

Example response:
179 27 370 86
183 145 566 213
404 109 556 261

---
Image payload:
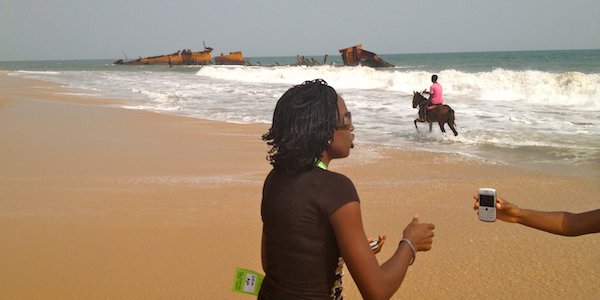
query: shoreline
1 73 598 299
5 68 597 181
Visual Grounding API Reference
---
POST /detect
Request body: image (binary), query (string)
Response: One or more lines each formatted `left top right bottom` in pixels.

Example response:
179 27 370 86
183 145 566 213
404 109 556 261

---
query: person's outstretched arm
473 195 600 236
330 201 434 300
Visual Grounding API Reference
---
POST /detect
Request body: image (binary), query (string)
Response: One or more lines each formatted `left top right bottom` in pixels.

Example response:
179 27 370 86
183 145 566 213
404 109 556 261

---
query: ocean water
2 49 600 178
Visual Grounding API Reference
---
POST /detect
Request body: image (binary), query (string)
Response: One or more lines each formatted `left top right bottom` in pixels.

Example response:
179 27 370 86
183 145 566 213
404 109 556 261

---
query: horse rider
418 74 443 122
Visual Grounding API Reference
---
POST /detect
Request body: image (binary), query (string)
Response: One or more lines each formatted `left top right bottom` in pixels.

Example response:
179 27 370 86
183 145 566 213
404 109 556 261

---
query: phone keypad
479 207 496 221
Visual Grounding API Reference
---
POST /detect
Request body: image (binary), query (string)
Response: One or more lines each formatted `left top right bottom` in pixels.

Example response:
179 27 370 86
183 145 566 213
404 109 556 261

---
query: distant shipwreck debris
114 47 214 66
114 43 392 68
293 54 328 66
339 44 394 68
114 47 248 66
214 51 246 65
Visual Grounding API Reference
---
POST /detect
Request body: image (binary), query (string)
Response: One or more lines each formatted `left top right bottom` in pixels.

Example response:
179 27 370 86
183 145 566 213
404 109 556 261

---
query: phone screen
480 194 495 207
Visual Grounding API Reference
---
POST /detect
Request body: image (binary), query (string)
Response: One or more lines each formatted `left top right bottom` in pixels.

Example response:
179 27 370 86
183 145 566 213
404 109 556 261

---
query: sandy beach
1 72 598 299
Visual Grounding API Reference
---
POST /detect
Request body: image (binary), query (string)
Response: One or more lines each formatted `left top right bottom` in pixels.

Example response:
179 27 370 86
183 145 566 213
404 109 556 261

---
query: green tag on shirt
232 268 264 296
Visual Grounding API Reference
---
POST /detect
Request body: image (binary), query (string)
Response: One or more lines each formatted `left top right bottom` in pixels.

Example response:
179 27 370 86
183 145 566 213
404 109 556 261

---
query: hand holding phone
368 235 386 254
478 188 497 222
369 238 380 250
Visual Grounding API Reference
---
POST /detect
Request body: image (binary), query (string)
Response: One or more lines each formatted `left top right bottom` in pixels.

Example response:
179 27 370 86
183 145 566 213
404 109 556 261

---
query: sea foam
196 66 600 109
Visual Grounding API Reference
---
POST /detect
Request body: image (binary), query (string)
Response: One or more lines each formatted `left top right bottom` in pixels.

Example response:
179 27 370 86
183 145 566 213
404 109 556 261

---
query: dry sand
1 73 598 299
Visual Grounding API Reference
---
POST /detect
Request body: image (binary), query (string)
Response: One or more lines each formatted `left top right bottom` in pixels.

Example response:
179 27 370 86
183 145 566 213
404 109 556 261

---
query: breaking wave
196 66 600 110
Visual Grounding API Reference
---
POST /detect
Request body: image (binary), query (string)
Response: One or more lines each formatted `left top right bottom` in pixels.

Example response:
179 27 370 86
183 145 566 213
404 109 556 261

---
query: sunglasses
335 111 352 130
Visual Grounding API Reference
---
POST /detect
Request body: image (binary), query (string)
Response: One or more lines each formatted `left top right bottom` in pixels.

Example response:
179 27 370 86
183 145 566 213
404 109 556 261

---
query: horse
412 91 458 136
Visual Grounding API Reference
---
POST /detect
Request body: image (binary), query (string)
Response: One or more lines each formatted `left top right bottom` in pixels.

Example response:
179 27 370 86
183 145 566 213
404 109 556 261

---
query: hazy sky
1 0 599 61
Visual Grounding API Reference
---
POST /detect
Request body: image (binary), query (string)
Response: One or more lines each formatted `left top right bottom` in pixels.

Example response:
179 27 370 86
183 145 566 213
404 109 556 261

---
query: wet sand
1 73 598 299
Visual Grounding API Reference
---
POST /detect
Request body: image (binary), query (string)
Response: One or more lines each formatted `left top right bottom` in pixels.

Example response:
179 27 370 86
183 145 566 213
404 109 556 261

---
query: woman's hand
473 195 521 223
401 216 435 252
368 235 386 254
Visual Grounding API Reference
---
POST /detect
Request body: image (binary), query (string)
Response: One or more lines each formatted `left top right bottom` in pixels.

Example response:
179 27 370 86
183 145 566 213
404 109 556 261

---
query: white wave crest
196 66 600 109
12 70 61 75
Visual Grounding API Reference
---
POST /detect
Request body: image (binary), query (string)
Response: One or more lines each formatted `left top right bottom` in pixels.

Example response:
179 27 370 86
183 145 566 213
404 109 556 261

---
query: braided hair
262 79 340 175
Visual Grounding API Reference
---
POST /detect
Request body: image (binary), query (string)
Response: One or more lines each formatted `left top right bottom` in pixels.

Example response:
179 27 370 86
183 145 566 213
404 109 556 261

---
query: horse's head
412 91 426 108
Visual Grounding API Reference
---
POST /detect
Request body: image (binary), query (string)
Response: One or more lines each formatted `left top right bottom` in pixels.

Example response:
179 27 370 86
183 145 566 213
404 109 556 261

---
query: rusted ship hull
339 44 394 68
214 51 246 65
114 49 213 65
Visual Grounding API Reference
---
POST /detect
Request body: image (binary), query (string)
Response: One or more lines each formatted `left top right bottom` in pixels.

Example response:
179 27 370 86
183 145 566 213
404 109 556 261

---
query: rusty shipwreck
214 51 246 65
339 44 394 68
114 46 214 66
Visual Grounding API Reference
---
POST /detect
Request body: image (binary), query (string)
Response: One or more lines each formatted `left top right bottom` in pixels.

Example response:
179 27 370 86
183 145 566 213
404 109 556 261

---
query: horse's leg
414 119 419 130
438 121 446 133
426 110 434 132
448 121 458 136
448 118 458 136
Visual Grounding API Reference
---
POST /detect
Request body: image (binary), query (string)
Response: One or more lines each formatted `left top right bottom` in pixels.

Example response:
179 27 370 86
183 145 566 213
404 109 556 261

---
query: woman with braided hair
259 79 435 299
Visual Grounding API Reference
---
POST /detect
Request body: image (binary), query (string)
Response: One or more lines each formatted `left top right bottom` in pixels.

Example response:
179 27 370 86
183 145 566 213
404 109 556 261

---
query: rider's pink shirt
429 83 443 104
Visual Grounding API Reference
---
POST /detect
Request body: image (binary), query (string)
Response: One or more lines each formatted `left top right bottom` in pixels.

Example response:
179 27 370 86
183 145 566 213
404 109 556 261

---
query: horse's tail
442 105 456 126
448 107 456 128
447 106 459 136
